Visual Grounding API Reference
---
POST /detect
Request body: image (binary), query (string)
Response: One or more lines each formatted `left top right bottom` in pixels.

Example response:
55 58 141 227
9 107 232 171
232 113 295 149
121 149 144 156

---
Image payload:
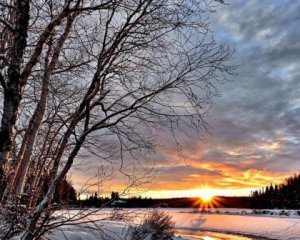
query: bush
110 209 132 222
128 210 174 240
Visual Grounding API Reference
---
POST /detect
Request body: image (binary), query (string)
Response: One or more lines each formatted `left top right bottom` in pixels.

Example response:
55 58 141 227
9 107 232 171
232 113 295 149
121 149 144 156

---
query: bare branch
0 18 14 32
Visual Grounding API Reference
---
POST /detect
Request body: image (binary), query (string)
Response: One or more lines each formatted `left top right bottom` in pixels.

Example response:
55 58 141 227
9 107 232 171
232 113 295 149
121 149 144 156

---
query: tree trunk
10 14 75 198
22 133 86 240
0 0 30 194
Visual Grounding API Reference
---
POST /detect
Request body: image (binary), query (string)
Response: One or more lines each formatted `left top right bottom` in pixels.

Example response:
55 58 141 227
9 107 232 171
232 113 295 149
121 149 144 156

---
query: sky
72 0 300 199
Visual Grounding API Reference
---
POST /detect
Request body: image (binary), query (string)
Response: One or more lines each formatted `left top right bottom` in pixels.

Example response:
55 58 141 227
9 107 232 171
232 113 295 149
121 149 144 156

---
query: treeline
52 177 77 205
76 195 259 209
77 192 156 208
77 192 111 208
27 175 77 206
250 174 300 208
77 194 194 208
51 173 300 209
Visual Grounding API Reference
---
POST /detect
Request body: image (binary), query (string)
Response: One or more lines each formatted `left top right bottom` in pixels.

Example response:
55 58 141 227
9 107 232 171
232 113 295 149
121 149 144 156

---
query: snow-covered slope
9 208 300 239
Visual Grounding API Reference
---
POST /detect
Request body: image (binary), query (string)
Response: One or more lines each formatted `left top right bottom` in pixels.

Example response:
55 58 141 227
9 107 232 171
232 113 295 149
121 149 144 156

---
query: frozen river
40 208 300 240
167 209 300 239
174 229 268 240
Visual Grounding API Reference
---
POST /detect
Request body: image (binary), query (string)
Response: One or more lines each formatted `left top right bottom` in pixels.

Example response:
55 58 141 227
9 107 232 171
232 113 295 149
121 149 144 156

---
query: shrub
110 210 132 222
128 210 174 240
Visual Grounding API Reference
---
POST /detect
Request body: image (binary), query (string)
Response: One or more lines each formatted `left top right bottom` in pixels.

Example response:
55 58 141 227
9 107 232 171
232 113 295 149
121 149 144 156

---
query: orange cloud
71 135 293 198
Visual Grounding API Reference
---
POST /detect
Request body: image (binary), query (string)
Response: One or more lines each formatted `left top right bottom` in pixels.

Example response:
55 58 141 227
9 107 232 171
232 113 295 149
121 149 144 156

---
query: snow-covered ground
48 221 129 240
180 208 300 218
166 209 300 239
10 208 300 239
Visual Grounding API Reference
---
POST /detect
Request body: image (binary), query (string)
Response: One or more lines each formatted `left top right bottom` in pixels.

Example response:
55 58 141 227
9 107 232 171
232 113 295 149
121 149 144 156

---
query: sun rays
189 189 224 209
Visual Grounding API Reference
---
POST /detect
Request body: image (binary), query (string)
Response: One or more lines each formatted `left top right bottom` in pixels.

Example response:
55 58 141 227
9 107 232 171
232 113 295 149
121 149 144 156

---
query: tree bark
0 0 30 193
12 13 75 197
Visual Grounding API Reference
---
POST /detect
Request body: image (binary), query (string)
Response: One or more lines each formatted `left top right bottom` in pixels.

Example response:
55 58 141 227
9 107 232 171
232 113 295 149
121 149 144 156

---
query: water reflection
175 229 263 240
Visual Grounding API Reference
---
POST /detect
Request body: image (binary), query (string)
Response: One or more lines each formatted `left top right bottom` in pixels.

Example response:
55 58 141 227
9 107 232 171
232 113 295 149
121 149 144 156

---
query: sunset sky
71 0 300 199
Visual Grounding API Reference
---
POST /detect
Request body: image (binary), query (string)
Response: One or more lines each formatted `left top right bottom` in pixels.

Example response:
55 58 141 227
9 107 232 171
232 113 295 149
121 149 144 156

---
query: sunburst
199 191 214 202
191 189 223 210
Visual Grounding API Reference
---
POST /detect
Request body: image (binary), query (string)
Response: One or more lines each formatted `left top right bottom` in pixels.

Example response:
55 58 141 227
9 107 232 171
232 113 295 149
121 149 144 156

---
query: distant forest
40 176 77 206
250 173 300 209
54 173 300 209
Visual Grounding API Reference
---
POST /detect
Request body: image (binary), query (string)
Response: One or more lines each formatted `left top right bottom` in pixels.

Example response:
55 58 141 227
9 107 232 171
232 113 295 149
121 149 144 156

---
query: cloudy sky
73 0 300 198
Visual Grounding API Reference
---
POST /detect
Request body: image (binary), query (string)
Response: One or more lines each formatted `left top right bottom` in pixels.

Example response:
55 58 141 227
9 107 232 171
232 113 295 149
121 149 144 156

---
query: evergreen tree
251 173 300 208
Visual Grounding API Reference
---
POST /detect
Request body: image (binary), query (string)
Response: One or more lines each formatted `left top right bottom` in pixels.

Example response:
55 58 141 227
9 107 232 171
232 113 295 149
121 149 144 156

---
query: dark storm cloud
204 0 300 173
74 1 300 193
153 0 300 185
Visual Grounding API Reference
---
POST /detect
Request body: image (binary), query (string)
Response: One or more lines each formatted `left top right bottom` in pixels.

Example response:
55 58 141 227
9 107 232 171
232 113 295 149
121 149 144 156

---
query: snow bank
9 208 300 239
48 209 300 239
48 221 128 240
166 209 300 239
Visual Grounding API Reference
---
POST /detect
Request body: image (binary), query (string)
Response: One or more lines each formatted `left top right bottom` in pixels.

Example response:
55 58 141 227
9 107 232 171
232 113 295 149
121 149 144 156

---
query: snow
48 222 129 240
166 209 300 239
8 208 300 239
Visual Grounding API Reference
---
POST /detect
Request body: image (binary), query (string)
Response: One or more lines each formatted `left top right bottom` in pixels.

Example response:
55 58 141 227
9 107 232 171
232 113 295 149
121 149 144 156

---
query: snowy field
167 209 300 239
12 208 300 240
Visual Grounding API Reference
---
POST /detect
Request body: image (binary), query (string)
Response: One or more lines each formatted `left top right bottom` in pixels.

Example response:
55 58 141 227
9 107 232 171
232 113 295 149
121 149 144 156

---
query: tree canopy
0 1 233 239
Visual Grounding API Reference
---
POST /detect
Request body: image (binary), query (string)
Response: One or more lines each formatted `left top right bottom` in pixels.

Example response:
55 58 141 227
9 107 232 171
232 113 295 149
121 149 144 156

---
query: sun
199 191 214 202
194 189 219 209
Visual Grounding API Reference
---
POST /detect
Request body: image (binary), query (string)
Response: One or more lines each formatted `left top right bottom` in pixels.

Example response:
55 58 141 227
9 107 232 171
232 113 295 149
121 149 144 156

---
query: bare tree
0 0 233 239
